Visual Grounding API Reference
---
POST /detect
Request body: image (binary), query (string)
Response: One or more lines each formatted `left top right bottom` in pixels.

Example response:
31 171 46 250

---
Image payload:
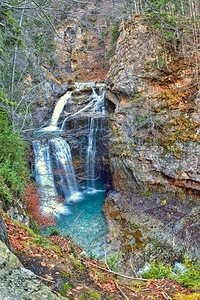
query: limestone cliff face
104 17 200 266
106 17 200 202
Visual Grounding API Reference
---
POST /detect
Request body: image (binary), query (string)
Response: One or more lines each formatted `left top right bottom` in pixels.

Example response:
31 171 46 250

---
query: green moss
61 271 70 278
60 282 71 296
174 293 200 300
80 290 101 299
69 256 85 271
11 219 39 237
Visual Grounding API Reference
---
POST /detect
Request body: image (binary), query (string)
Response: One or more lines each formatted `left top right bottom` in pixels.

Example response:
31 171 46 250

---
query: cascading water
33 83 109 257
49 137 79 200
33 91 80 215
34 91 72 138
86 88 106 190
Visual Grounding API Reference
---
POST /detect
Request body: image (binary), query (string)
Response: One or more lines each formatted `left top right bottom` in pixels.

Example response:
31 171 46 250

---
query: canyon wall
104 17 200 270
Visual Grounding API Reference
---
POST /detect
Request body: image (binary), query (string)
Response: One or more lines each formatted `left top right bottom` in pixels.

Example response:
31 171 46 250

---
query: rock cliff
104 17 200 269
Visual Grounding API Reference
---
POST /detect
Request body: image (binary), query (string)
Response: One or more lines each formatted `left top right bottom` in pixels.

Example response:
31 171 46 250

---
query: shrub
107 253 122 272
175 257 200 290
141 257 200 290
110 22 120 44
142 261 173 279
47 226 60 236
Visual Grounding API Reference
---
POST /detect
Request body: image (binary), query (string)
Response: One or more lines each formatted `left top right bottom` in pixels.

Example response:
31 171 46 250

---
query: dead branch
115 281 130 300
34 273 55 283
86 261 149 282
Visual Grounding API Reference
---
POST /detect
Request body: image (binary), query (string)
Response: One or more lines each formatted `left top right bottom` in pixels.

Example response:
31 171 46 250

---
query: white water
33 90 80 215
34 91 72 138
51 92 72 127
49 137 80 200
86 88 106 190
32 139 69 215
33 139 57 198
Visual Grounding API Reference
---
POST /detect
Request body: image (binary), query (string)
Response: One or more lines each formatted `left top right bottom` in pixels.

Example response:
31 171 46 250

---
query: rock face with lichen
104 17 200 269
0 240 64 300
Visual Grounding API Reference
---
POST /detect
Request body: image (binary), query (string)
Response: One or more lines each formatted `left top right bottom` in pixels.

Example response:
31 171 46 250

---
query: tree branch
86 261 149 282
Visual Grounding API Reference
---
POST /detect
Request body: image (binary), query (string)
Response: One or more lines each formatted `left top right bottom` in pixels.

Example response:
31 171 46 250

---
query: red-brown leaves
23 183 56 228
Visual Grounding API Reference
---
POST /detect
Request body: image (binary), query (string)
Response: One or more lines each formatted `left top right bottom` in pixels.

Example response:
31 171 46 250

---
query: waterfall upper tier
51 91 72 127
33 91 72 138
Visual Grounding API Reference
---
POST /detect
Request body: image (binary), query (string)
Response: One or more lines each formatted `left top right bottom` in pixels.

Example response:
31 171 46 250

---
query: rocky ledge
103 190 200 274
0 240 64 300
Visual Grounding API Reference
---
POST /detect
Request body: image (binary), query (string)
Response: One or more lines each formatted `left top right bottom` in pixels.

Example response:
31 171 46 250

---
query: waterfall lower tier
49 137 80 200
86 118 98 190
33 139 57 199
33 137 80 213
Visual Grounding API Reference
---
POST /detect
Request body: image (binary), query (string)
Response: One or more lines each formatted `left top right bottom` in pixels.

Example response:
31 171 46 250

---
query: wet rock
106 190 120 204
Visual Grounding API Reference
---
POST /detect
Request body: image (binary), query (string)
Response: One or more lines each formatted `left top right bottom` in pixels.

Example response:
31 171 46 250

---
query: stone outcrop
0 212 13 251
103 191 200 273
106 17 200 200
0 240 64 300
104 16 200 267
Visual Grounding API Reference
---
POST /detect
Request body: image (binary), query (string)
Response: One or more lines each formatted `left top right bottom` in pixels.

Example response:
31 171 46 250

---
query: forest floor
3 214 200 300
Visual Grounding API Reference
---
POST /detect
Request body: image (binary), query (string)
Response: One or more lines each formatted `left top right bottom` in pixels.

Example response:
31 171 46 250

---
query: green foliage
32 235 48 246
47 226 60 236
0 109 27 203
132 93 143 103
141 190 152 199
105 21 120 57
142 257 200 290
69 256 85 271
107 253 122 272
110 22 120 44
0 111 25 163
29 218 40 235
0 88 17 107
89 252 96 260
68 242 77 258
142 261 173 279
60 282 71 296
175 257 200 290
105 45 116 57
80 290 101 299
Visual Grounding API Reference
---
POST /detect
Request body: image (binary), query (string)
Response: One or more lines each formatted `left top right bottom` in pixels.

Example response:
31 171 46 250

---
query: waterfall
33 84 106 216
86 89 106 190
50 92 72 127
33 139 57 199
33 91 79 215
49 137 79 200
33 91 72 138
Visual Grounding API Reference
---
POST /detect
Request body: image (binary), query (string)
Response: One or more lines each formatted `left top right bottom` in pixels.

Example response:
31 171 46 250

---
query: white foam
67 192 83 201
42 200 70 216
